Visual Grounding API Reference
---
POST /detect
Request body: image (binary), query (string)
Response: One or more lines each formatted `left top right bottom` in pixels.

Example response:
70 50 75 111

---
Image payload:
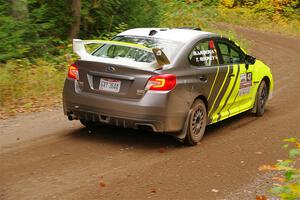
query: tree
11 0 28 19
69 0 81 39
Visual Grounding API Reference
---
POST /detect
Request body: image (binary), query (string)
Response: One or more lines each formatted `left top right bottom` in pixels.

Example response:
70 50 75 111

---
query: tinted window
217 41 245 64
189 40 219 67
92 36 183 63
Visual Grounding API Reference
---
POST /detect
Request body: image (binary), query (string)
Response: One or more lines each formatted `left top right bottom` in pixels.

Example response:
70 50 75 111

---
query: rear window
92 36 183 63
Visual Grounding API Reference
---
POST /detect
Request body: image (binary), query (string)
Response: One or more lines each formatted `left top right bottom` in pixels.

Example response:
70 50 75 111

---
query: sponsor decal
193 49 218 63
239 72 252 95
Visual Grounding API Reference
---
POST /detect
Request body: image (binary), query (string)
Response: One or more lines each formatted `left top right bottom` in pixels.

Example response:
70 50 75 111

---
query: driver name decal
193 49 218 63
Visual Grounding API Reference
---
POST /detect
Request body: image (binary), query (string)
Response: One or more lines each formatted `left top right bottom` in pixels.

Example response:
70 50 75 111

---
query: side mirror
245 54 256 65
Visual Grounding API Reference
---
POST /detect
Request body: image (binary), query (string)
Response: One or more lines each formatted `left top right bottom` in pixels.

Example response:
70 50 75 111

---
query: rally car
63 28 274 145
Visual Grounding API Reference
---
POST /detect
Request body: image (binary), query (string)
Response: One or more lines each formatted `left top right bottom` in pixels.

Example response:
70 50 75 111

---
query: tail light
145 74 176 91
68 63 79 80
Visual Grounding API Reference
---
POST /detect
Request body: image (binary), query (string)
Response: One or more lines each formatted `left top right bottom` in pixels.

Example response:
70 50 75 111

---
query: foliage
0 57 68 119
80 0 161 39
1 0 300 118
0 0 162 62
160 0 218 28
259 137 300 200
160 0 250 50
218 0 300 36
0 0 163 118
221 0 235 8
0 0 71 62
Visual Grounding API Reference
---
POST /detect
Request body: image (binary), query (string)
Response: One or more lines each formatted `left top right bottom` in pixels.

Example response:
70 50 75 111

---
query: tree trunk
69 0 81 39
11 0 28 19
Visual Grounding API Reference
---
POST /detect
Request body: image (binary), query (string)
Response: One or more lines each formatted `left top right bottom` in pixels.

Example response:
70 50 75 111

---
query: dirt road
1 27 299 200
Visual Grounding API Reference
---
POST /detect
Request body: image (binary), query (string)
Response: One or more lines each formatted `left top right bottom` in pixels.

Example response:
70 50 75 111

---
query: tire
255 80 268 116
184 99 207 146
80 119 100 129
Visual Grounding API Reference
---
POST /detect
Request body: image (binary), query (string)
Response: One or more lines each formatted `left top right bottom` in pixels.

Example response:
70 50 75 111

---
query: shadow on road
66 110 261 148
67 125 183 149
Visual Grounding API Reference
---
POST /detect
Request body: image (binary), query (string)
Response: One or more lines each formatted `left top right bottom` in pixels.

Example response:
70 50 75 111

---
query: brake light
68 63 79 80
146 74 176 91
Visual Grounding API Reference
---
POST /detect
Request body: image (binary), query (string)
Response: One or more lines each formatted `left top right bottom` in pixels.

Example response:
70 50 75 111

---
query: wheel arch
193 95 208 113
252 76 271 113
175 94 208 140
261 76 271 96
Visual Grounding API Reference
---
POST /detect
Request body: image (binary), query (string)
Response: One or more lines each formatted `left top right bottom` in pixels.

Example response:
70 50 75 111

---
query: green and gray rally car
63 27 274 145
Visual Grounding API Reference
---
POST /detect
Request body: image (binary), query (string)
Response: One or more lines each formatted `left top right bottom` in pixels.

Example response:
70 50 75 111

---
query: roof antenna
149 30 158 36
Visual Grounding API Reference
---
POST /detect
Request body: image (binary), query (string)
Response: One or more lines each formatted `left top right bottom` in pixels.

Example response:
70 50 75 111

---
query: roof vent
149 30 158 36
176 27 202 31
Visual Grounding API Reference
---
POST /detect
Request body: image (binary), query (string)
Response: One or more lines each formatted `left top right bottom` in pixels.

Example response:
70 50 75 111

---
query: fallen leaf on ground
159 148 166 153
272 176 285 182
99 181 106 188
150 188 156 193
259 165 277 171
256 195 267 200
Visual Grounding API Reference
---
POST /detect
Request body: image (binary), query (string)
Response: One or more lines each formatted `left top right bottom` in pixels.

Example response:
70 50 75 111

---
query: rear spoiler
73 39 170 67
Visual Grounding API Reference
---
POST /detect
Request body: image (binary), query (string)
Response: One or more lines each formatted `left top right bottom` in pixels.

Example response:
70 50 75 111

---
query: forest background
0 0 299 117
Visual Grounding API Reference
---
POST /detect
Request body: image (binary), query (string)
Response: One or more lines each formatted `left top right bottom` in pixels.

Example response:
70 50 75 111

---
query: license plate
99 78 121 93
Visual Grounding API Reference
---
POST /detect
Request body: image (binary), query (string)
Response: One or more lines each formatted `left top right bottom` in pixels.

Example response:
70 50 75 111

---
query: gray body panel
63 31 244 135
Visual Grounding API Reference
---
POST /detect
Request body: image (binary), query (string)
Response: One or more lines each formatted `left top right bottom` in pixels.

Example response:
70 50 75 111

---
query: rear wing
73 39 170 67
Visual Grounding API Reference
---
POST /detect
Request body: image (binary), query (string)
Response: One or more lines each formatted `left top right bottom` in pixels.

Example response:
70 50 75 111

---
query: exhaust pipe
67 113 77 121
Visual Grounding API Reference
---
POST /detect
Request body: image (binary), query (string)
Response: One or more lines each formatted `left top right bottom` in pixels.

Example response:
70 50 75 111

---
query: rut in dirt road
1 27 300 200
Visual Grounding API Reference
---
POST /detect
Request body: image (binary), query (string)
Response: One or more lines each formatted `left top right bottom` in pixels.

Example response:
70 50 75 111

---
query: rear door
188 38 232 124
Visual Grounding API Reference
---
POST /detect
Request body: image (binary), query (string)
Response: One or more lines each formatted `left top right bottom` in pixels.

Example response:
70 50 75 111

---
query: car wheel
184 99 207 146
256 80 268 116
80 119 100 129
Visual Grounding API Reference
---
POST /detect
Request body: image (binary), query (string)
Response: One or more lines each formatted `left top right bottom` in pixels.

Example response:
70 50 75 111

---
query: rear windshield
92 36 183 63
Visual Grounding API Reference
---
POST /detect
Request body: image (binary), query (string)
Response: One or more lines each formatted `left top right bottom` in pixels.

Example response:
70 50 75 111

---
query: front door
214 38 254 121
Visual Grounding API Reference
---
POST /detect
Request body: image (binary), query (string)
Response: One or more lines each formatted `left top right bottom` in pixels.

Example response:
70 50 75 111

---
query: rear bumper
63 79 188 132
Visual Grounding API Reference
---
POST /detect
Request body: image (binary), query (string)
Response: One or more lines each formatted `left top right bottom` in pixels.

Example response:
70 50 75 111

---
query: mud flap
251 94 258 113
176 109 192 141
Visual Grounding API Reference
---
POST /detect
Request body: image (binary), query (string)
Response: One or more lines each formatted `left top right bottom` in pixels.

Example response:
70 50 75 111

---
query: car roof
117 28 214 43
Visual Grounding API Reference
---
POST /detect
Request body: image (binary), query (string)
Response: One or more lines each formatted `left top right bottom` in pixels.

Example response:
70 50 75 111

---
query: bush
0 56 69 118
259 137 300 200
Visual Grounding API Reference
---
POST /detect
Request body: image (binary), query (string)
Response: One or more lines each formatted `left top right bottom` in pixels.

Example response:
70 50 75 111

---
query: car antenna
149 30 158 36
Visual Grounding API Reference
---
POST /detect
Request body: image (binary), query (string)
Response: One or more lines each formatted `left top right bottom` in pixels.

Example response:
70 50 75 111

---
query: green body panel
209 59 274 124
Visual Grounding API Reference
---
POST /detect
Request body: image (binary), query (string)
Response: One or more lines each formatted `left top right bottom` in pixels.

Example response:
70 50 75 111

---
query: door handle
228 73 235 78
199 76 207 83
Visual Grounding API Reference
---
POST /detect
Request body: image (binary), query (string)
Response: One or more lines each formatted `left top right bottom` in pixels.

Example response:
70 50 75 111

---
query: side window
189 39 219 67
217 41 245 64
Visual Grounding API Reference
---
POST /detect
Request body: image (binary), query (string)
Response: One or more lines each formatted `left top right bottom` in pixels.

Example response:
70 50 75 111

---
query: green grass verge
216 6 300 37
160 1 252 50
0 58 68 119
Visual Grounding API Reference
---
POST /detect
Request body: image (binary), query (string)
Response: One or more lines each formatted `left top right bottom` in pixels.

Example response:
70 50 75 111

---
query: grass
0 58 68 119
160 1 252 50
216 6 300 37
